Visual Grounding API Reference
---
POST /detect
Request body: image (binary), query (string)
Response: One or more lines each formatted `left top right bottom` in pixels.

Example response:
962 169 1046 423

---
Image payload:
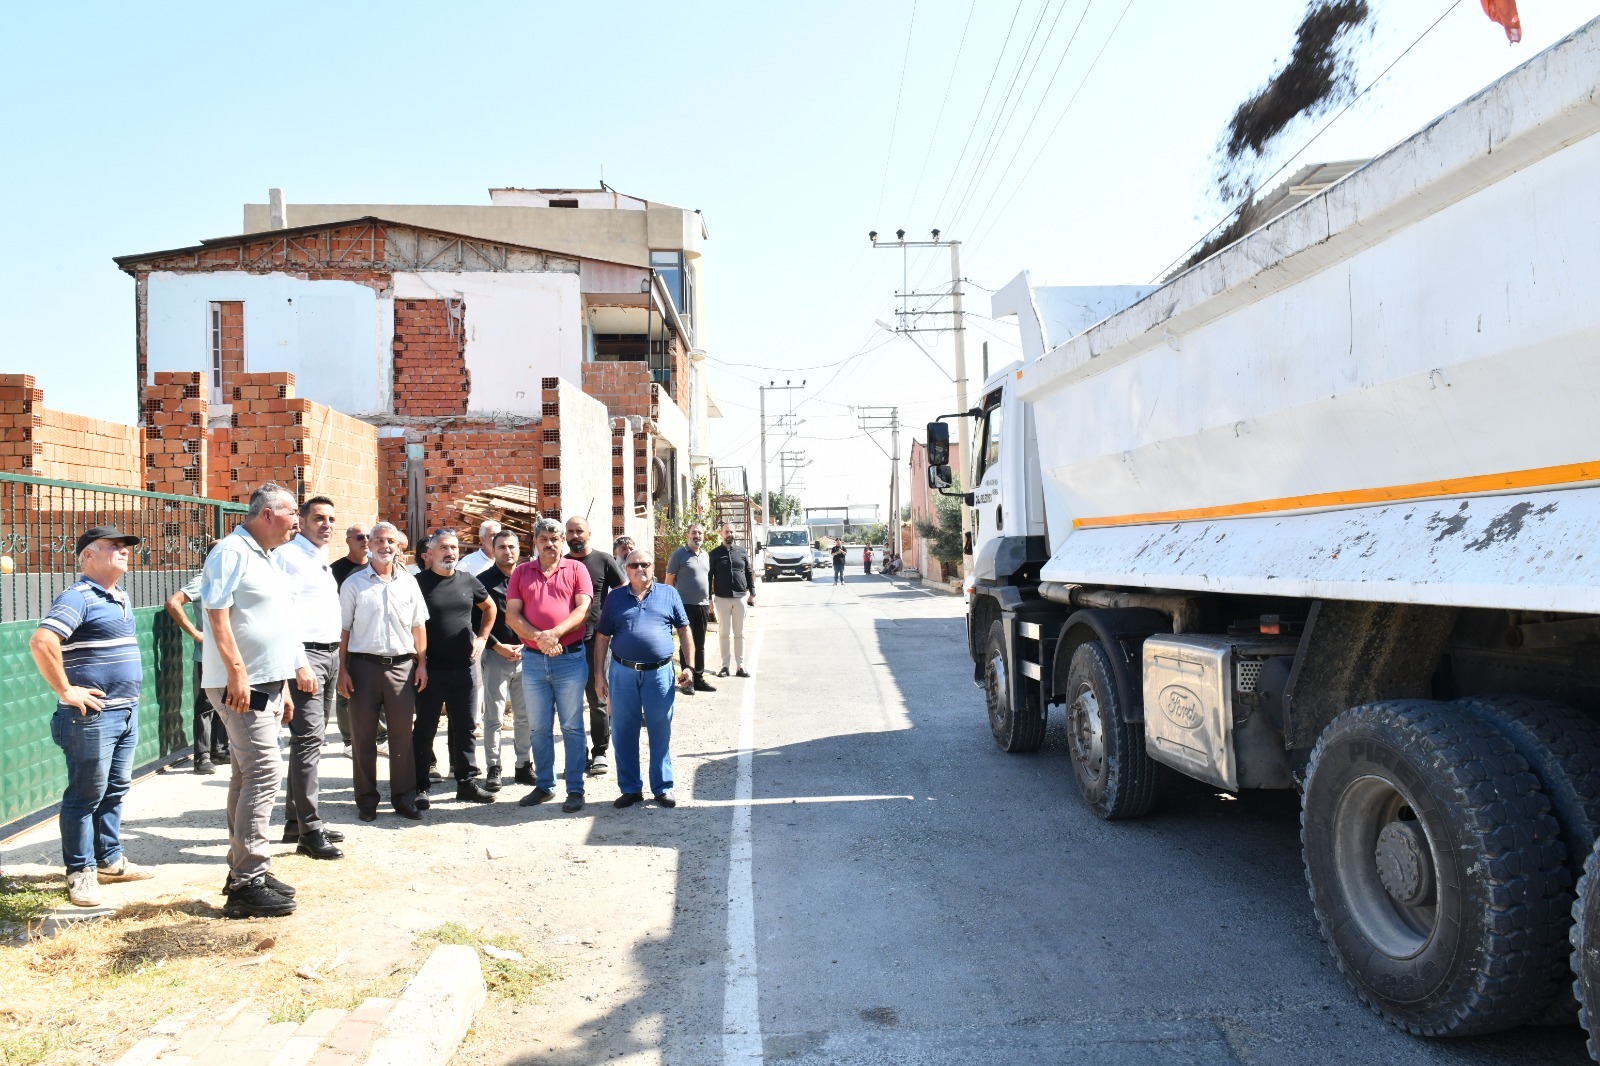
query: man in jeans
665 523 716 693
708 522 756 678
277 496 345 860
566 515 625 776
478 530 527 786
508 517 593 813
414 529 496 804
201 482 315 920
30 526 156 908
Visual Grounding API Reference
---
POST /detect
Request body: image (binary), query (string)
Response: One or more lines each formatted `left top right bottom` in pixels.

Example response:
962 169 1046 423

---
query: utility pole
757 381 805 543
856 405 901 558
868 229 971 535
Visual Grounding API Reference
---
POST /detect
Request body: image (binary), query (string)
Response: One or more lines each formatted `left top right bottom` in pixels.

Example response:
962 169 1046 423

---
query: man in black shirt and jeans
566 516 626 775
413 529 497 803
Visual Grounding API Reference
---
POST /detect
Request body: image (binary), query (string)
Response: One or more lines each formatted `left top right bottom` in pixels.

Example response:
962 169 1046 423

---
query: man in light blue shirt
201 482 312 920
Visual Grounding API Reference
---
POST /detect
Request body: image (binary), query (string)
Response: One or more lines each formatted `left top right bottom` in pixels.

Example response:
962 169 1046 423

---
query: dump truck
926 19 1600 1044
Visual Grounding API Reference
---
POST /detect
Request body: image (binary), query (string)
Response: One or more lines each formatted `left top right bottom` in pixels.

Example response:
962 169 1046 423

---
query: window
975 394 1003 482
548 198 579 208
208 301 244 404
650 251 694 341
209 303 223 402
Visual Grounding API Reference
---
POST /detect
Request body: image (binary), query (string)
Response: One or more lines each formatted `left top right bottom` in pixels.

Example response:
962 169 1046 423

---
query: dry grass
0 860 417 1066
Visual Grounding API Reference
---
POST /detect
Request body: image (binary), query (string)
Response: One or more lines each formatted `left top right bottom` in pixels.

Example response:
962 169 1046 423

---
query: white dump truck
927 20 1600 1043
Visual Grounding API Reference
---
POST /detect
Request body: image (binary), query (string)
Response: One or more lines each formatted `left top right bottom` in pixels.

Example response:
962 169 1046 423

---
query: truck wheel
1459 695 1600 1025
1302 700 1569 1036
1063 641 1160 820
1572 835 1600 1060
983 620 1045 753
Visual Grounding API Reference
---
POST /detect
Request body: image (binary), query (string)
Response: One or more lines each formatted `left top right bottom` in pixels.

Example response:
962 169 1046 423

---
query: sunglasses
627 562 652 570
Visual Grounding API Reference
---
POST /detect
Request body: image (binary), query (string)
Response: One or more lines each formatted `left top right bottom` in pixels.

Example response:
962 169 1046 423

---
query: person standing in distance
594 548 694 809
30 526 155 907
612 536 635 562
479 531 531 786
708 523 755 679
457 520 500 577
665 523 716 693
330 522 379 752
163 568 229 774
831 540 847 585
276 496 345 860
507 518 593 813
566 516 625 776
413 529 497 804
201 483 315 919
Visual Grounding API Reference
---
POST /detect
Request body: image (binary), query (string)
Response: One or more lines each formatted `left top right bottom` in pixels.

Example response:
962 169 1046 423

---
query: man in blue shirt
593 548 694 809
29 525 156 908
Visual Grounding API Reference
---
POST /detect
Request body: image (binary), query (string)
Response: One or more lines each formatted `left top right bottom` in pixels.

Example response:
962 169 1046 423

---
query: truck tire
1458 695 1600 1025
1063 641 1160 820
1572 835 1600 1060
983 620 1045 753
1302 700 1569 1036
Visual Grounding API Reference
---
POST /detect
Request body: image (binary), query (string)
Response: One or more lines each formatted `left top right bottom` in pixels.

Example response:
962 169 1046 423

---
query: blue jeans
521 647 589 794
608 662 676 797
49 705 137 873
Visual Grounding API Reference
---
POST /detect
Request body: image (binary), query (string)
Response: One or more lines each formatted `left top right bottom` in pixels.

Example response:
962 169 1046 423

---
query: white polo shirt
277 533 342 644
339 564 429 656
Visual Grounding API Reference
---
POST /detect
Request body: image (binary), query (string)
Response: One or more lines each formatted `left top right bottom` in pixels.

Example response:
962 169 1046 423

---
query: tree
756 491 802 526
914 480 964 573
653 473 711 577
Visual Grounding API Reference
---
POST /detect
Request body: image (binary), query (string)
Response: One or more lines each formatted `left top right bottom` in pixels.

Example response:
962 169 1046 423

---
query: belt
303 641 340 650
614 655 674 672
352 652 414 666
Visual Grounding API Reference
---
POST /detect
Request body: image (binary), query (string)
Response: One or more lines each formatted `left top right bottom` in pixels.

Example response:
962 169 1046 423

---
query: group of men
31 484 759 922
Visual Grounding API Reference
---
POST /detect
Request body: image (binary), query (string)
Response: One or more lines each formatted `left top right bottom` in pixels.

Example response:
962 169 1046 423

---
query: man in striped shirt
29 525 156 907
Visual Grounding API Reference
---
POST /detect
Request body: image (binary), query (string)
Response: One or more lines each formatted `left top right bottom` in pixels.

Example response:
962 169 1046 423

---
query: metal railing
0 473 246 623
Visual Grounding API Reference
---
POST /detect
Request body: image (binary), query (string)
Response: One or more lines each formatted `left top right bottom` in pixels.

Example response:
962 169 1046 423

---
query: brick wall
214 300 244 397
0 374 145 489
392 298 469 417
581 361 657 420
669 335 690 413
143 371 208 496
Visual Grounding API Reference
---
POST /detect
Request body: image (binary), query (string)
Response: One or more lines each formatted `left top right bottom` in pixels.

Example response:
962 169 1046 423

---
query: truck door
970 387 1005 565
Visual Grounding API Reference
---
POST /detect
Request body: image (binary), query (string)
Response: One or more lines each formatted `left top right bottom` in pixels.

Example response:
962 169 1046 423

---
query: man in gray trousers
201 482 314 919
277 495 345 860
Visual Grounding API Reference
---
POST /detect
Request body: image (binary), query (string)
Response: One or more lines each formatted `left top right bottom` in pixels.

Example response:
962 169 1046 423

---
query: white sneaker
97 856 154 883
67 867 101 907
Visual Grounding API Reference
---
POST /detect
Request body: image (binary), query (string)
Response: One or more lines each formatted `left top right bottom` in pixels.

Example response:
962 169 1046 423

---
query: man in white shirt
277 496 345 861
338 521 429 822
457 520 501 577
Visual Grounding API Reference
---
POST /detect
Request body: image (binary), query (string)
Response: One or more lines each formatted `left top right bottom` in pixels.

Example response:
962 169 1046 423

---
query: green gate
0 473 245 828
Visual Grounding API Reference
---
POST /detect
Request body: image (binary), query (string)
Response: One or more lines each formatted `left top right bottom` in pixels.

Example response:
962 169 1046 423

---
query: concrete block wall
392 298 469 418
0 374 144 490
299 404 380 524
143 371 208 496
545 377 612 531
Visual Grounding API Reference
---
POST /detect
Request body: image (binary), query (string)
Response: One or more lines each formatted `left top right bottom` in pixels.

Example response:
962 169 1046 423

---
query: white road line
723 621 765 1064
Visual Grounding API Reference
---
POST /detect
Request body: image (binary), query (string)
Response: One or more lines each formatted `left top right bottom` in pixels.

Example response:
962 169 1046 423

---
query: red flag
1481 0 1522 43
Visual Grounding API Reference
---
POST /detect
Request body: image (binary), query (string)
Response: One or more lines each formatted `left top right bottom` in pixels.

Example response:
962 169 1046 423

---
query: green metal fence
0 473 246 828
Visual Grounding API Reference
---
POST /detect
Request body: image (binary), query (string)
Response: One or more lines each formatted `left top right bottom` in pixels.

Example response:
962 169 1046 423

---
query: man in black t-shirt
567 516 626 775
475 531 527 785
414 529 496 804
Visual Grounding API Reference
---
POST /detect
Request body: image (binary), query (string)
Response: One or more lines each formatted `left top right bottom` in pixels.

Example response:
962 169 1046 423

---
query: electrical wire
905 0 980 221
874 1 921 222
926 0 1029 228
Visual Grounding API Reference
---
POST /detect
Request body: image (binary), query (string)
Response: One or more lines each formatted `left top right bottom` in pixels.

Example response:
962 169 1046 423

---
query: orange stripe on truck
1071 460 1600 530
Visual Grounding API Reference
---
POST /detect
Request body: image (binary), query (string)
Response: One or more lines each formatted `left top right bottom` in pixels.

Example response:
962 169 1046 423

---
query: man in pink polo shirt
505 517 594 812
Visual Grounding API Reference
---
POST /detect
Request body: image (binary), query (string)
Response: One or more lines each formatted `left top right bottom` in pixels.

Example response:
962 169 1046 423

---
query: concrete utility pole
856 405 901 558
868 229 971 535
758 381 805 542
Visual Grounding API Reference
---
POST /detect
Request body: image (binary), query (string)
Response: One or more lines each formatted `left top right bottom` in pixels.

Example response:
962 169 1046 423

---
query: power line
873 1 921 222
905 0 980 221
1148 0 1466 284
926 0 1029 227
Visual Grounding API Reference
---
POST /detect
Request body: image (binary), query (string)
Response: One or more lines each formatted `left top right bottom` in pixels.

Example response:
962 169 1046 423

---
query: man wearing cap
201 483 315 920
30 525 156 908
276 496 345 860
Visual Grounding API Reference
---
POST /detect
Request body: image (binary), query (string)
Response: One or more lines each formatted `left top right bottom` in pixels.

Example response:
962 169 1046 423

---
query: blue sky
2 1 1593 514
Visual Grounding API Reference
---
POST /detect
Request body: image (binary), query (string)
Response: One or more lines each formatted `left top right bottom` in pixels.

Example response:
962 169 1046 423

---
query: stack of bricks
208 372 379 522
0 374 145 489
0 374 46 476
142 371 208 496
392 298 470 417
581 361 657 421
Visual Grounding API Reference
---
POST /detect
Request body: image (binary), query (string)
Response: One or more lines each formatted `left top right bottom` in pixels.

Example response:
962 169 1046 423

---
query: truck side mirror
926 421 950 467
928 464 952 490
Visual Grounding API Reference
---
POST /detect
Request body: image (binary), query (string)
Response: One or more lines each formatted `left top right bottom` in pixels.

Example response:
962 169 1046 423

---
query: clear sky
2 1 1593 519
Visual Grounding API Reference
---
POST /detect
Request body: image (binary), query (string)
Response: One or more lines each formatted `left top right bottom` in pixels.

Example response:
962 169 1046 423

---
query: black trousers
583 630 610 757
683 603 710 677
192 662 228 759
413 665 480 782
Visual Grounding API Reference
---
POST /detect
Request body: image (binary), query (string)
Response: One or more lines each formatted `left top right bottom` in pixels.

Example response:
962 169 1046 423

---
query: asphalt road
712 571 1590 1065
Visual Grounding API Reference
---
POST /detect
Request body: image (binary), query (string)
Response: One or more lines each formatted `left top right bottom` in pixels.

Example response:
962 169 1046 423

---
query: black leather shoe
514 764 537 786
519 787 555 807
296 829 344 861
358 809 378 822
393 802 423 820
323 828 345 843
654 793 677 808
717 667 730 678
693 677 718 692
222 876 296 919
614 792 644 808
222 872 295 899
282 826 346 844
562 793 585 813
482 767 503 792
736 669 751 679
456 779 496 804
194 756 216 775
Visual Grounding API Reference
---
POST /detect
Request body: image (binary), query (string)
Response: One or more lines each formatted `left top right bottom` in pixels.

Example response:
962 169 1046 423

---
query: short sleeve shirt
38 577 143 712
181 573 205 664
569 549 626 634
597 582 690 663
666 546 711 605
415 569 490 669
477 565 518 646
506 558 593 649
339 566 429 656
199 526 308 688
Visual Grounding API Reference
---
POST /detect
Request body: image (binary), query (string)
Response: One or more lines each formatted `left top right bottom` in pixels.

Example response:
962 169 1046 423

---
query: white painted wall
551 380 612 529
392 272 582 417
145 271 390 414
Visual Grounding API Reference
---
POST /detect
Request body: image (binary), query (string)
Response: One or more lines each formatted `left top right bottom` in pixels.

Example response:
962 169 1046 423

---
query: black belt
352 652 414 666
614 655 674 672
304 641 340 650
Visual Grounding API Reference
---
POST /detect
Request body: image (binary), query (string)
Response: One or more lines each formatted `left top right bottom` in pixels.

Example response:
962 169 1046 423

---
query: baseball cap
76 526 141 554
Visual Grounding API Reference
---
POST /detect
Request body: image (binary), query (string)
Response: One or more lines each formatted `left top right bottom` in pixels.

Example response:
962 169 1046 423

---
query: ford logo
1159 685 1204 729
